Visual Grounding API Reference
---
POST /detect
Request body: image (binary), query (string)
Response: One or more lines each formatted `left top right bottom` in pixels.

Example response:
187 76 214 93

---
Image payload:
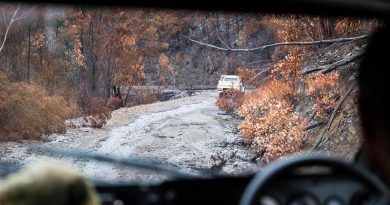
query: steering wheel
239 153 389 205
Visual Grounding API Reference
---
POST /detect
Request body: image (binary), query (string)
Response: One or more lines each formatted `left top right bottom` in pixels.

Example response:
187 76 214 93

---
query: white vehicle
217 75 245 93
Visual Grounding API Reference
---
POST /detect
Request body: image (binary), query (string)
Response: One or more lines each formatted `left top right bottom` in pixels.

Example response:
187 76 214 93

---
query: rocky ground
0 91 259 184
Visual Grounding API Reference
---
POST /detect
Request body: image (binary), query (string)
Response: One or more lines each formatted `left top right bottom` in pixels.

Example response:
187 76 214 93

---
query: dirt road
0 91 259 183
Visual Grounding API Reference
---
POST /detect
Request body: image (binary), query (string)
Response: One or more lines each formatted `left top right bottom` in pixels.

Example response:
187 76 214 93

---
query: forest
0 3 380 162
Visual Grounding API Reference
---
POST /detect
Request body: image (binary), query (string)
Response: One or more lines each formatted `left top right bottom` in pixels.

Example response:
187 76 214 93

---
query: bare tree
0 4 33 53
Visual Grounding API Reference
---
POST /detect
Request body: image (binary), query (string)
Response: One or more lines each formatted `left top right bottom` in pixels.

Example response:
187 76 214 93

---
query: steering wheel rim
239 153 389 205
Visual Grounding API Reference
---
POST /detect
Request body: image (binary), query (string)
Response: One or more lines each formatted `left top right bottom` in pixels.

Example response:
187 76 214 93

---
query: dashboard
94 155 389 205
95 174 380 205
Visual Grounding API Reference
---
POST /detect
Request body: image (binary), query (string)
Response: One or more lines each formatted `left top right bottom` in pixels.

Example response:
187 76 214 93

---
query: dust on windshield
0 3 380 183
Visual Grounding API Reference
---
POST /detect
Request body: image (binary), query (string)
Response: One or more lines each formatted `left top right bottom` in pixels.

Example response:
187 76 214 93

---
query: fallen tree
181 34 368 52
312 82 357 150
301 45 367 74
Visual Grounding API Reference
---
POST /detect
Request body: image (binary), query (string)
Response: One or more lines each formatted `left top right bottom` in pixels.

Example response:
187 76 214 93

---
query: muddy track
0 91 259 183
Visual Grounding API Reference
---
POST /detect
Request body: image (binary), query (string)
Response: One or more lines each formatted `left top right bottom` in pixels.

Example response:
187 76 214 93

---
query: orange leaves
121 35 136 47
236 68 259 87
216 89 245 113
238 80 306 163
305 72 339 118
160 42 169 50
306 72 339 95
31 30 46 50
0 83 74 141
216 97 234 113
0 71 7 82
158 54 170 69
334 18 381 37
158 54 171 86
64 39 86 69
143 26 158 41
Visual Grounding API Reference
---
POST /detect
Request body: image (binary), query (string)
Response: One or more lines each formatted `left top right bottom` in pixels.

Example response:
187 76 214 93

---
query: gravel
0 91 259 183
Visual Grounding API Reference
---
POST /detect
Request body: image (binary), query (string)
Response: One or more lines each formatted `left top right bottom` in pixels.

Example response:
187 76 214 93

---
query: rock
231 137 246 147
228 150 237 159
236 150 258 162
216 141 228 148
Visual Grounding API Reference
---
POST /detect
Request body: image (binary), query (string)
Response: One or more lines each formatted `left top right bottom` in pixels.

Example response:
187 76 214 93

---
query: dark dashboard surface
95 173 377 205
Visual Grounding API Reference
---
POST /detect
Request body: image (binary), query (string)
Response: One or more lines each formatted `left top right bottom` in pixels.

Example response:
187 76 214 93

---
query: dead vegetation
215 16 380 163
0 77 74 141
216 89 245 113
238 80 307 163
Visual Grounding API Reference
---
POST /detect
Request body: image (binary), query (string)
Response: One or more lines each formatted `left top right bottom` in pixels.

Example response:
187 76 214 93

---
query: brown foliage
0 72 7 82
106 97 123 110
216 89 245 113
334 18 382 37
81 97 112 128
238 80 307 163
0 82 74 141
305 72 339 118
236 68 261 87
83 112 111 129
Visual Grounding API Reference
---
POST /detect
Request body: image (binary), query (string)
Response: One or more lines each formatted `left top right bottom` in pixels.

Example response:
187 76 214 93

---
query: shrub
238 80 307 163
106 97 123 110
0 82 74 141
81 97 112 128
236 68 261 87
305 72 339 118
334 17 382 37
216 89 245 113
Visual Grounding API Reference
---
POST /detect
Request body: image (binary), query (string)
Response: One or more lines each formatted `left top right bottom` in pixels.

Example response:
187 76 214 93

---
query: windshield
0 3 380 184
223 77 239 82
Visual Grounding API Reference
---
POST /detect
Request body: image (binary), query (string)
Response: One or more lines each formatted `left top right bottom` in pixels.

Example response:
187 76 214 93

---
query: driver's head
358 24 390 181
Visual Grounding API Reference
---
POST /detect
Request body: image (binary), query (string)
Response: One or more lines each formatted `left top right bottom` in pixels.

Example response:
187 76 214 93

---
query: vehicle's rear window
224 78 239 82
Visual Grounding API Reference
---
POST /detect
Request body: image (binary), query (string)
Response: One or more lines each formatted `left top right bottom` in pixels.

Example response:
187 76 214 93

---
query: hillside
300 41 365 160
219 40 369 163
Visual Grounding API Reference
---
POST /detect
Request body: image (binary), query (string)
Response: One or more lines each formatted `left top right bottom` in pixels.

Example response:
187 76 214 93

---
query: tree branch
321 48 366 74
181 33 368 52
0 4 31 54
181 34 228 51
2 10 8 27
242 67 271 86
215 32 231 49
13 7 34 22
304 121 326 131
312 82 357 150
302 45 367 74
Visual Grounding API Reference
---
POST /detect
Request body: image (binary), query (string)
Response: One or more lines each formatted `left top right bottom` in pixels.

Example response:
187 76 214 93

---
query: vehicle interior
0 0 389 205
